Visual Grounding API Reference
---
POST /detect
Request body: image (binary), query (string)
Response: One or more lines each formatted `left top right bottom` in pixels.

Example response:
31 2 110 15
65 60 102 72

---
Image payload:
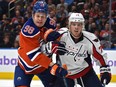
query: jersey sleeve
44 27 68 41
89 34 107 66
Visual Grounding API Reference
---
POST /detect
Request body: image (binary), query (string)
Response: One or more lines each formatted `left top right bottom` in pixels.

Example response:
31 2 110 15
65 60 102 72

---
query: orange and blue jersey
18 17 56 74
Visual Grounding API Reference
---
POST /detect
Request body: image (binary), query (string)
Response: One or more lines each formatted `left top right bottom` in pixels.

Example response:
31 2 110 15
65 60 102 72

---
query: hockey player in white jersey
43 13 112 87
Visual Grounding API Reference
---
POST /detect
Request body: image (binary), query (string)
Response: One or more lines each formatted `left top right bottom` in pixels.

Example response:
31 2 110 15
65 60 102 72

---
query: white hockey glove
41 41 68 55
100 65 111 85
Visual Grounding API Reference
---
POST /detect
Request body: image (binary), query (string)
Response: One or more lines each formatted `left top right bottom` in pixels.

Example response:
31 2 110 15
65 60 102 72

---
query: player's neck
70 33 82 43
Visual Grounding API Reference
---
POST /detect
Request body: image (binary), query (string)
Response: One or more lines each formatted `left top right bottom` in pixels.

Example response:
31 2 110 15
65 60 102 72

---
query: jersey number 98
24 25 34 34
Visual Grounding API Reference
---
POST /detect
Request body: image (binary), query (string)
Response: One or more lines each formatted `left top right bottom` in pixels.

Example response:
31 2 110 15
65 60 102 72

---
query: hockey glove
50 64 68 77
44 41 68 55
100 65 111 85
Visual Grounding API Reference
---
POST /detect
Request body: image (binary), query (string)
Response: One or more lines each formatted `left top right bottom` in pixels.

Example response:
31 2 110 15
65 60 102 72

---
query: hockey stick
74 79 82 87
52 53 68 87
74 79 78 87
103 79 106 87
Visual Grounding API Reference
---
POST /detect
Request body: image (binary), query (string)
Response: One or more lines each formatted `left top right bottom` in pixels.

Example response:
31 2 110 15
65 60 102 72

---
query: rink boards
0 49 116 82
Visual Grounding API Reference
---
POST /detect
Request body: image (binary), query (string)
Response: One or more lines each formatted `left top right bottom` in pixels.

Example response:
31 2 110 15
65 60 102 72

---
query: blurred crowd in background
0 0 116 49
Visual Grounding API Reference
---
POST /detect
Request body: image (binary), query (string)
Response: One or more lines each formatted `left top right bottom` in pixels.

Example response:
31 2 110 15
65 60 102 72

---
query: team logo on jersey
40 2 45 7
65 45 88 61
17 77 22 81
66 51 87 57
66 51 87 61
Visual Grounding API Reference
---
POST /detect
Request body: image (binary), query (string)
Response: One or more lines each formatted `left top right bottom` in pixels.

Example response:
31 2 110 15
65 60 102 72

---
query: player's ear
68 25 71 32
32 13 34 18
32 13 36 19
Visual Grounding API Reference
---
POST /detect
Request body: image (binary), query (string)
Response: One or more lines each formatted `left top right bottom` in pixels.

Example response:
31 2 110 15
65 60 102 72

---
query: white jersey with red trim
58 29 107 79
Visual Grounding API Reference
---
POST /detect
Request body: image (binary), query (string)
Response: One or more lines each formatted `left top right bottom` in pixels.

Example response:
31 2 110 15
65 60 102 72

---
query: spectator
0 0 9 20
68 1 77 12
111 24 116 48
100 0 109 13
93 29 104 41
56 5 68 19
81 3 90 15
1 18 13 32
56 0 68 10
23 5 32 21
1 14 8 22
47 0 55 10
111 10 116 25
48 5 56 15
89 3 100 19
11 10 24 25
112 0 116 11
76 0 85 12
100 23 112 40
12 40 19 48
89 0 96 8
89 22 98 33
0 14 8 30
70 5 77 12
99 16 108 30
85 17 94 31
0 33 12 48
100 23 114 49
48 10 56 18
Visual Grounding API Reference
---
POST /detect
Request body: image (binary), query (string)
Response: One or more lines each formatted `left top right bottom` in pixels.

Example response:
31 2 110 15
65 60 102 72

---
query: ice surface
0 79 116 87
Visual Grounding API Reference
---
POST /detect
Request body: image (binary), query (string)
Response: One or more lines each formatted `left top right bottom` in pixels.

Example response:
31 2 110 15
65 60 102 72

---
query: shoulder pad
44 17 56 29
21 18 39 37
83 31 97 40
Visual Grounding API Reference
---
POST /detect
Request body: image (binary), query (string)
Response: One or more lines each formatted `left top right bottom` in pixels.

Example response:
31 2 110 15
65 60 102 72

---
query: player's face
69 22 83 38
32 12 47 27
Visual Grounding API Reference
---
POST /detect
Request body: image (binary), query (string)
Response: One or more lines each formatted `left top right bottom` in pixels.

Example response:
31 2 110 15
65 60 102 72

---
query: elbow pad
44 29 61 41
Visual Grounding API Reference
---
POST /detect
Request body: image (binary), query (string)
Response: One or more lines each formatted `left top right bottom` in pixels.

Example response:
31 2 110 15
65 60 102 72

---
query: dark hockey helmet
33 0 48 14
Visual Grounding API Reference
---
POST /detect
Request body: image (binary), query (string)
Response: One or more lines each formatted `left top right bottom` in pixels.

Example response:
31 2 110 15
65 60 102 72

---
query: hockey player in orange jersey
14 0 68 87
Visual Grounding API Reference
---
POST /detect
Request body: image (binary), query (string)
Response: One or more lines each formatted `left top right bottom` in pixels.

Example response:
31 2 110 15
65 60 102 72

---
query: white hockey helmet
68 13 85 29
